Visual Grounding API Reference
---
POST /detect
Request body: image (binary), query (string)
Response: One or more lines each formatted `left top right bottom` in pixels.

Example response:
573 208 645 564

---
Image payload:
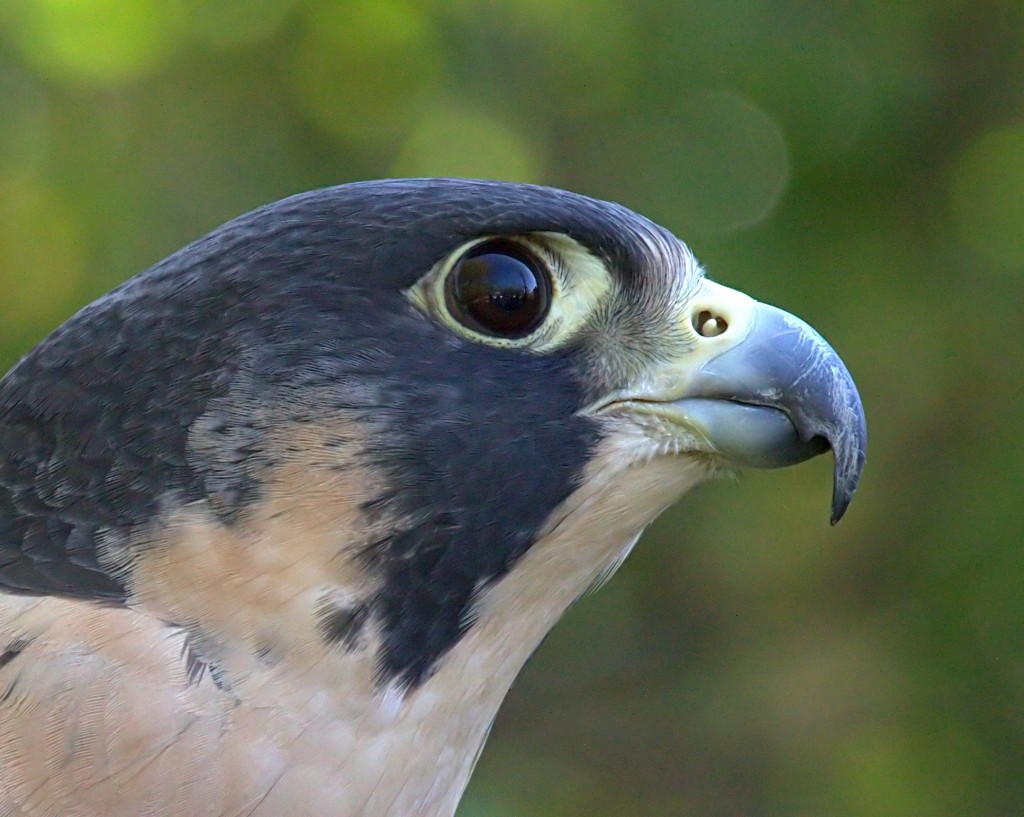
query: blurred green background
1 1 1022 814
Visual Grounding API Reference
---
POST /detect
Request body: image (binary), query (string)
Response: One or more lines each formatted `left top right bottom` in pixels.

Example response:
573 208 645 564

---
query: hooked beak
603 279 867 524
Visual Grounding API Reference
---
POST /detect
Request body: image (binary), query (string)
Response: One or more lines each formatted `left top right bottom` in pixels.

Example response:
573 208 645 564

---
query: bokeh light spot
390 105 544 182
615 92 790 235
292 0 445 143
7 0 181 83
949 123 1024 269
832 725 983 817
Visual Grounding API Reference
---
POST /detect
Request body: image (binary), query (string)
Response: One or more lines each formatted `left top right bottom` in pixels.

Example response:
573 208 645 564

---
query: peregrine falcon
0 179 865 816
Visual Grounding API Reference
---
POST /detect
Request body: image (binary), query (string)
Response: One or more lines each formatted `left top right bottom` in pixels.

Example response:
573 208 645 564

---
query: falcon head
0 179 865 816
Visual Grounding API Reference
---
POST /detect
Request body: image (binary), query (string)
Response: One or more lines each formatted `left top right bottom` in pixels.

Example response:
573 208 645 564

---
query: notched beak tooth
692 300 867 523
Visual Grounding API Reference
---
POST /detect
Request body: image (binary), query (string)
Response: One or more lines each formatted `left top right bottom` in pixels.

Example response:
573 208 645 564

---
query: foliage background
1 1 1021 814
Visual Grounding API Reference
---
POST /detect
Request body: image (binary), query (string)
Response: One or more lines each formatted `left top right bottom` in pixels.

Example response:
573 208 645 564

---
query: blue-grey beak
678 300 867 523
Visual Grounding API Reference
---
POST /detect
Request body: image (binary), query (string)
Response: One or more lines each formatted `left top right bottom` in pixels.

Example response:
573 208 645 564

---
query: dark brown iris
445 240 551 338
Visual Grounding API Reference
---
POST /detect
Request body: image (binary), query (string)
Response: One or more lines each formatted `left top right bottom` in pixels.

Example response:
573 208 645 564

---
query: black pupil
447 243 549 337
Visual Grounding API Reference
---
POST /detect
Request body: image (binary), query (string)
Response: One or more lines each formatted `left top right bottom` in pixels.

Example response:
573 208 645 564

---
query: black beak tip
830 493 851 526
828 434 867 526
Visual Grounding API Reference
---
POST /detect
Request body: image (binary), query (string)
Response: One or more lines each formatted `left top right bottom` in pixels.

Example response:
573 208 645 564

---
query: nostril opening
694 309 728 338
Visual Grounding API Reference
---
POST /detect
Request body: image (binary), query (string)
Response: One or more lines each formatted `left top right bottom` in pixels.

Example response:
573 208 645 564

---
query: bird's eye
445 240 551 339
